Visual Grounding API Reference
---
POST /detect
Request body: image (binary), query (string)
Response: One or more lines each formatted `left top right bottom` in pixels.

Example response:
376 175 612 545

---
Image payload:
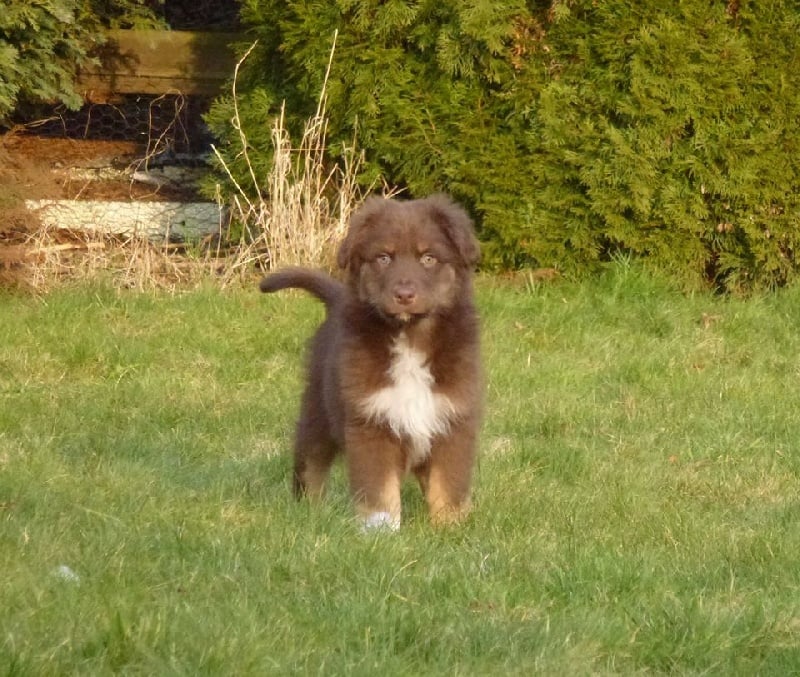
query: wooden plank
78 30 243 101
26 199 225 240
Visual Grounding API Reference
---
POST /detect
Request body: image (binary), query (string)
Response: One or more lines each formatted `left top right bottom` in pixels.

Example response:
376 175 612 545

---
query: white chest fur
360 333 456 465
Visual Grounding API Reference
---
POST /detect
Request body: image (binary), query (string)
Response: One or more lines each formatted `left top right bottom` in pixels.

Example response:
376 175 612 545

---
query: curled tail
259 267 345 309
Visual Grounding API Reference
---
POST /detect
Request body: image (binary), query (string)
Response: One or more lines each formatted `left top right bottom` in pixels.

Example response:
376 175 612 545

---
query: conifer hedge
0 1 159 123
208 1 800 290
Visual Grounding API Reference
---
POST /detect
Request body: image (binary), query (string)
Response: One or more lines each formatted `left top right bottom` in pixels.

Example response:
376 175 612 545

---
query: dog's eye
376 253 392 266
420 253 438 267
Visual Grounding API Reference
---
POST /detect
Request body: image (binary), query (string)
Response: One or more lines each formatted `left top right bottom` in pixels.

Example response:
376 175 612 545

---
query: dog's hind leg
292 411 337 499
293 442 336 499
289 368 341 498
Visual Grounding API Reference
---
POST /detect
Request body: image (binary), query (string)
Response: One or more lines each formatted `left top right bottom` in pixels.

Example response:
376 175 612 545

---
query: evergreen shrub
207 1 800 290
0 1 160 123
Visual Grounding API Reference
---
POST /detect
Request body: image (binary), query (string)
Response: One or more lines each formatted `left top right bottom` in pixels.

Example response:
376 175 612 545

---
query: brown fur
260 194 482 528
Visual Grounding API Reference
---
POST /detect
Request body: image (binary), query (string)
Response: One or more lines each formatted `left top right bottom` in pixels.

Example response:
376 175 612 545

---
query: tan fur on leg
347 426 404 529
425 467 472 526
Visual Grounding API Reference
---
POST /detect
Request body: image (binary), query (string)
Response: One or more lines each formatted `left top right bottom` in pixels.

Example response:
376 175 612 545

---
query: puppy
260 194 482 529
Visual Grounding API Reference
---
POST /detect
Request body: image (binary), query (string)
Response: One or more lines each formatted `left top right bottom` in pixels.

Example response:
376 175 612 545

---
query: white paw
361 511 400 532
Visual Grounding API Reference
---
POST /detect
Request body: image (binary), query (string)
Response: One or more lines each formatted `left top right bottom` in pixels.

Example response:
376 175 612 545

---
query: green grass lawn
2 265 799 674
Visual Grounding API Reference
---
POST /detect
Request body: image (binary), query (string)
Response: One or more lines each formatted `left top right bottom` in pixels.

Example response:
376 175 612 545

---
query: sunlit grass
1 266 799 673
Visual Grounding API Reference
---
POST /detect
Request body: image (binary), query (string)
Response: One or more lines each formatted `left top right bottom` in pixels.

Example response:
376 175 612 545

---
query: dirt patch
1 133 201 202
0 131 207 288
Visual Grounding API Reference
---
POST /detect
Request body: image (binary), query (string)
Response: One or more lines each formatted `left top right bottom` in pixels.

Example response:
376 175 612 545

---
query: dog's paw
361 511 400 533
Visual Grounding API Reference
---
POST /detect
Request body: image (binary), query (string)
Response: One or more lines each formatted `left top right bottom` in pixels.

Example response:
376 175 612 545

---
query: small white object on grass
362 511 400 533
52 565 80 584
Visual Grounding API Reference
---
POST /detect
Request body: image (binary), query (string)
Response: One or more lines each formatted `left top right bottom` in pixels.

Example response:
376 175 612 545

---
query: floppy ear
425 194 481 267
337 196 389 271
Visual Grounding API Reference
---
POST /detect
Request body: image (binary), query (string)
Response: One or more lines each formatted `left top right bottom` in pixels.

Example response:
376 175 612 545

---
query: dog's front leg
422 423 477 526
344 423 404 530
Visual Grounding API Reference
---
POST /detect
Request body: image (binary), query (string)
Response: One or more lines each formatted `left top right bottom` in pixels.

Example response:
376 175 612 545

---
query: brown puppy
260 194 482 530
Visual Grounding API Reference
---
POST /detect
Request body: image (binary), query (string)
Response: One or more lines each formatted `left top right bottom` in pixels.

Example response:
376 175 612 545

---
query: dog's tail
259 267 345 309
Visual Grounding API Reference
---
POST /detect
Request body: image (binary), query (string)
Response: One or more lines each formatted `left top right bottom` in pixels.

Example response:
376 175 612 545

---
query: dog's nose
393 282 417 306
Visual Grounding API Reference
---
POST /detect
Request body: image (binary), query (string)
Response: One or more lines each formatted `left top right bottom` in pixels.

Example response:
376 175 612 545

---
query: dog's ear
337 196 388 271
425 194 481 267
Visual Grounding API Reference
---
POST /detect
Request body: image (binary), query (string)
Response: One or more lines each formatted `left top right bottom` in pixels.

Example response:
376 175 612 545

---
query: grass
1 264 799 674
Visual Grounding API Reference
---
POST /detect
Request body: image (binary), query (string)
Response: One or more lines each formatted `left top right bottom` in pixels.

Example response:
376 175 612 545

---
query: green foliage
207 0 800 291
520 1 800 290
0 1 161 123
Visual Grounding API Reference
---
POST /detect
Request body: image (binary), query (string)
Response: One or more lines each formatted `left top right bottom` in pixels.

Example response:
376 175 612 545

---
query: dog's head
337 194 480 323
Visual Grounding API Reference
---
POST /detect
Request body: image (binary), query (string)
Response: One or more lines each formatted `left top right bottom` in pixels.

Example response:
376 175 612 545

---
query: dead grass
19 229 224 292
211 34 388 284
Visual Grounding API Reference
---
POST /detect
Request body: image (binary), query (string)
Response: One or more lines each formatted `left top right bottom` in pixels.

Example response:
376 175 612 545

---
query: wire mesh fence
22 94 214 156
146 0 240 30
